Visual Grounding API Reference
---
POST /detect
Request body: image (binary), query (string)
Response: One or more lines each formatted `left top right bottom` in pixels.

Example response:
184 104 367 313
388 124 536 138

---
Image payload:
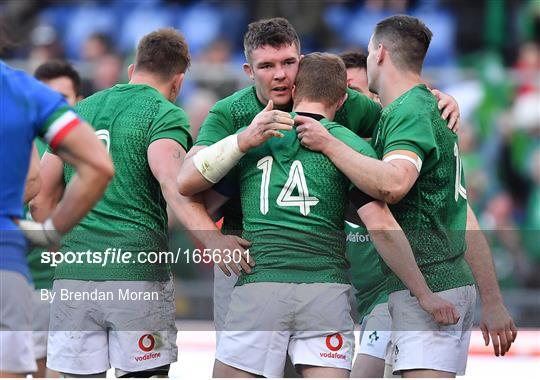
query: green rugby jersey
345 220 387 322
55 84 192 281
195 85 382 234
234 113 377 285
371 84 474 293
26 138 55 290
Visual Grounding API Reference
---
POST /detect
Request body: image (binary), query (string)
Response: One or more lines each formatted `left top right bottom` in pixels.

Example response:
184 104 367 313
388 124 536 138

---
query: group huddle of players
0 14 518 379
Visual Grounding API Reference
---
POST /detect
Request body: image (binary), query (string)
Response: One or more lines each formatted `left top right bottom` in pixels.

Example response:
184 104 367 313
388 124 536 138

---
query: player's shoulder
1 62 62 104
393 85 436 115
383 85 435 129
326 120 376 158
214 85 258 110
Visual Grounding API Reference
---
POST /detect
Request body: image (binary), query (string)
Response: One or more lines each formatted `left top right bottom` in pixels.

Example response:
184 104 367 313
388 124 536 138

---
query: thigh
0 270 36 374
213 264 238 344
47 280 109 375
358 302 392 360
215 283 293 378
32 289 51 360
388 286 476 376
288 284 355 372
107 280 178 372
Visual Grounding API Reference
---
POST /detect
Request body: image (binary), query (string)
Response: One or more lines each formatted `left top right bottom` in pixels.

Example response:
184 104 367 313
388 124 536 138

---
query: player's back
236 112 376 285
372 85 473 292
57 84 191 281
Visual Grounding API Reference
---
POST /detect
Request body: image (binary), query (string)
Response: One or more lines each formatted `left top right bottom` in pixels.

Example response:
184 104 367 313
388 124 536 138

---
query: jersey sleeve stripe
43 110 81 148
49 117 80 149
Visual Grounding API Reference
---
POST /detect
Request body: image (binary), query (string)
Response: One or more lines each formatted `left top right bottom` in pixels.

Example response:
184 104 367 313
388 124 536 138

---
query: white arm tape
383 153 423 173
192 135 245 184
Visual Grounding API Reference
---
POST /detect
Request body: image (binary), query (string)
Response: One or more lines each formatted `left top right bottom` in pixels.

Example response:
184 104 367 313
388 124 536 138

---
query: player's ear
336 92 348 110
377 44 385 65
243 63 254 80
169 73 184 102
174 72 185 90
127 64 135 80
291 84 296 99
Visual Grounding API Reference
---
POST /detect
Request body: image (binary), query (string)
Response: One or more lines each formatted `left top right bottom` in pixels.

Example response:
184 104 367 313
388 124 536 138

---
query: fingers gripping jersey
371 85 474 293
195 86 382 234
235 115 377 285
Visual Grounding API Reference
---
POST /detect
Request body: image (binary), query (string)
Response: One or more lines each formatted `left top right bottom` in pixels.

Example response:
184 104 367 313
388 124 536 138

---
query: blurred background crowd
1 0 539 321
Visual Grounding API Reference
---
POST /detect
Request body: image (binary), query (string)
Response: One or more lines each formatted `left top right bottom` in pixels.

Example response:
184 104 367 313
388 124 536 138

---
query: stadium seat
63 5 118 59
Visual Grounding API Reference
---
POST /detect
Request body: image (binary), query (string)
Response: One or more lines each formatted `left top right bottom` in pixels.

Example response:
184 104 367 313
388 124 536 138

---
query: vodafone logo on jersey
138 334 155 352
134 334 161 362
325 333 343 351
320 333 347 361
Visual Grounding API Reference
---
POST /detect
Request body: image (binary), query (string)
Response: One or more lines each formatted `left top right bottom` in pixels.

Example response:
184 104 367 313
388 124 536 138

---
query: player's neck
378 68 422 107
129 73 171 101
293 101 334 120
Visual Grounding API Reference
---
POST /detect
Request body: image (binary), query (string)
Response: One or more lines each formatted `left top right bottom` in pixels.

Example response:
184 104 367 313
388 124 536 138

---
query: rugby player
185 52 459 378
0 58 113 377
31 29 192 377
176 19 461 356
24 59 84 378
296 15 518 377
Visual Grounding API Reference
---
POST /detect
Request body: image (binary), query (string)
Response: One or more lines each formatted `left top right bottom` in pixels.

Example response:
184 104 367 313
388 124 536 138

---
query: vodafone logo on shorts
134 334 161 362
325 333 343 351
320 333 346 361
138 334 155 352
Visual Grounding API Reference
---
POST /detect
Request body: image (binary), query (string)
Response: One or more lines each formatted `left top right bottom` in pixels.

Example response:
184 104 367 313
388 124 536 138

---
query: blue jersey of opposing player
0 61 81 279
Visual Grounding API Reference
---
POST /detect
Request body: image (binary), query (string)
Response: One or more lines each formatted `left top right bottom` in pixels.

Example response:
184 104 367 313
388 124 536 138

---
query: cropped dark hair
243 17 300 61
294 53 347 107
339 51 367 70
373 15 432 73
135 28 190 79
34 59 82 96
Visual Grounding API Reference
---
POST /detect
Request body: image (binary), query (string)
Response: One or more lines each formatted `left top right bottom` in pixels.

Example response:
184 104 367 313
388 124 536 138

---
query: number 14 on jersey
257 156 319 216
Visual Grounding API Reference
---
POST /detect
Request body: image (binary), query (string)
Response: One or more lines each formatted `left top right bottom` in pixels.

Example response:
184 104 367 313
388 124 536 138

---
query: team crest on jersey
368 331 379 344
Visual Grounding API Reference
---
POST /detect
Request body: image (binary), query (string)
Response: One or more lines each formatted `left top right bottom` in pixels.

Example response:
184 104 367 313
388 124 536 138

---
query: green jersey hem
386 255 475 294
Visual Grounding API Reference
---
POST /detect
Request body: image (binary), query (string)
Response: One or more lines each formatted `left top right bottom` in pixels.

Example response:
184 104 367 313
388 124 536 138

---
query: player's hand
418 293 460 325
480 301 517 357
237 100 294 152
17 218 61 247
206 234 254 277
295 115 334 153
431 89 460 132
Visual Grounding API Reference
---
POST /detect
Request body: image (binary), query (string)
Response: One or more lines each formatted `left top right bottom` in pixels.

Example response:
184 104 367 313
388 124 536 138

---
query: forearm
177 154 215 196
23 144 41 203
23 175 41 204
323 140 402 203
369 227 431 299
29 152 65 222
49 165 110 233
165 184 218 231
360 202 431 299
465 204 503 305
29 188 61 222
177 138 244 197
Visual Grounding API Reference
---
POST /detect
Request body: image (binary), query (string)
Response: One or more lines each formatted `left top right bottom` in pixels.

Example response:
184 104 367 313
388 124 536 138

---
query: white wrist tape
384 153 423 173
192 135 245 184
18 217 62 247
43 217 62 244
